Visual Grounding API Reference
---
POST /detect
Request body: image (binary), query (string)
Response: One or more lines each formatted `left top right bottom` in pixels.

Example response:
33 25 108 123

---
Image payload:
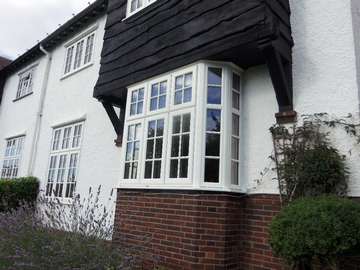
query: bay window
121 61 242 192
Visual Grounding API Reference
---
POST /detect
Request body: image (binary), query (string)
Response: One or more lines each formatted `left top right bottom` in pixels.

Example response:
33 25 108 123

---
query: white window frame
119 61 243 192
147 75 171 116
16 67 35 100
62 29 97 78
1 136 25 179
127 84 147 120
126 0 158 18
45 122 84 201
165 108 194 185
141 114 168 185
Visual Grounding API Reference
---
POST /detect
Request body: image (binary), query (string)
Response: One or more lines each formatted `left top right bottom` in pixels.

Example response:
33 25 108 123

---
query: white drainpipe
27 45 52 176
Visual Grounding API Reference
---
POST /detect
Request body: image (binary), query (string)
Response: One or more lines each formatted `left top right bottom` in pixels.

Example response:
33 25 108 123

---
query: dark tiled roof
0 56 11 71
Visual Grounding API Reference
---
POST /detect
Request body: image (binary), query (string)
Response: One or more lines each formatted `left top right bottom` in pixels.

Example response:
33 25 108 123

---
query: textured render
0 57 48 177
0 15 121 213
352 0 360 111
242 0 360 196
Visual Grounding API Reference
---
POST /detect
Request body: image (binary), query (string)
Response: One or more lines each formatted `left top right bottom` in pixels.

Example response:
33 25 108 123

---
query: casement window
127 0 157 17
1 136 25 179
121 62 242 192
46 122 84 198
16 68 35 100
64 32 95 76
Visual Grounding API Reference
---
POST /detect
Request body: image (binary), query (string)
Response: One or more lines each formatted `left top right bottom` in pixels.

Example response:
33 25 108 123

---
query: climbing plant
269 113 353 204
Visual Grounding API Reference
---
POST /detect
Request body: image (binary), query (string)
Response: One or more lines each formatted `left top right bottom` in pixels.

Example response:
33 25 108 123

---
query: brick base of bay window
112 190 360 270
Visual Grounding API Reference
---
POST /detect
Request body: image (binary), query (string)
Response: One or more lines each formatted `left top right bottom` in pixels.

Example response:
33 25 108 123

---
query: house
0 1 119 211
0 0 360 269
93 0 360 269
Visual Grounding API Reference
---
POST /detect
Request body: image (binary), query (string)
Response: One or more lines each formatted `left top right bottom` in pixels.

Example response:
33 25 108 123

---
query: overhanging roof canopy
94 0 293 113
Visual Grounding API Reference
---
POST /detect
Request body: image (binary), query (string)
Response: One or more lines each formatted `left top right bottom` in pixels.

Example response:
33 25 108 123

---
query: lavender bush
0 186 141 270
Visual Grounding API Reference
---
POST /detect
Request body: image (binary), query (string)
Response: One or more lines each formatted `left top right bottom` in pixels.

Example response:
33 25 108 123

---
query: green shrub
0 177 39 212
269 196 360 269
294 144 349 198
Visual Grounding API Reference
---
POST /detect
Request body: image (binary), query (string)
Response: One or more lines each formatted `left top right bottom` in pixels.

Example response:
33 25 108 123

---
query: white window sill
116 184 246 194
43 196 74 205
60 62 94 81
13 92 34 102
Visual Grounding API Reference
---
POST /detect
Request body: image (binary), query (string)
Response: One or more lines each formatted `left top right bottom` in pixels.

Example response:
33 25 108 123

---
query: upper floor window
120 62 242 192
1 136 25 179
64 32 95 76
46 122 84 199
127 0 157 17
16 68 35 100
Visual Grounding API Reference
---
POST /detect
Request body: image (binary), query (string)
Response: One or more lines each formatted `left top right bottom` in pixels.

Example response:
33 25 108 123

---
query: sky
0 0 96 60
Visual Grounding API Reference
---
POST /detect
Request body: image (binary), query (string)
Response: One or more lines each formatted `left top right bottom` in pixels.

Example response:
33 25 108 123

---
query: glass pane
130 104 136 115
182 114 191 133
232 114 240 136
131 162 138 179
156 119 164 137
173 116 181 134
153 161 161 179
171 136 180 157
150 98 158 111
233 73 240 90
155 138 163 159
232 92 240 110
206 109 221 132
207 86 222 104
208 68 222 85
180 159 188 178
146 140 154 159
184 73 192 87
133 141 140 160
131 90 138 102
128 125 134 140
175 75 183 90
138 89 144 100
205 159 220 183
231 161 239 185
160 81 167 94
135 124 141 140
206 134 220 157
151 84 159 97
181 135 189 157
126 143 133 161
145 161 152 179
148 121 156 138
137 101 143 114
159 95 166 109
170 160 178 178
183 88 192 103
232 138 239 160
174 91 182 105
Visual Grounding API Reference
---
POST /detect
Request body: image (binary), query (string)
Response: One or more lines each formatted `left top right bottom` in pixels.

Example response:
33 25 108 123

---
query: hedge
0 177 39 212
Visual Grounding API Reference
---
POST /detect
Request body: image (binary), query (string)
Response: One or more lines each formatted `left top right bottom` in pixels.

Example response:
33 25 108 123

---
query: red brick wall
112 190 360 270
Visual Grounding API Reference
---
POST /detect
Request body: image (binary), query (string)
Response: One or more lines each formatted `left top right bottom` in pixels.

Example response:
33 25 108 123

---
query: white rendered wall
242 0 360 195
0 56 47 177
33 15 121 209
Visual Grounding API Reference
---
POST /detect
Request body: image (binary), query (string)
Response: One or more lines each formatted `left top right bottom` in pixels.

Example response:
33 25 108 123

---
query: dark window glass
153 161 161 179
208 68 222 85
206 110 221 132
180 159 188 178
233 73 240 90
170 160 178 178
145 161 152 179
171 136 180 157
181 135 190 156
207 86 222 104
206 134 220 157
205 159 220 183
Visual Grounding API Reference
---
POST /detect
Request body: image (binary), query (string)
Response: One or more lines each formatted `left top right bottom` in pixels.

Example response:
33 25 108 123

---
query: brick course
112 190 360 270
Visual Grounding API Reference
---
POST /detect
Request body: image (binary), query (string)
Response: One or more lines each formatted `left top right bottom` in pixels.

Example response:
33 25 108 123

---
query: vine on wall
268 113 359 204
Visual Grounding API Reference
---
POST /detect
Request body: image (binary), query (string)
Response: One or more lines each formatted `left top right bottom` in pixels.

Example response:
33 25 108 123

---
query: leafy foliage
269 196 360 270
270 120 349 203
0 177 39 212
